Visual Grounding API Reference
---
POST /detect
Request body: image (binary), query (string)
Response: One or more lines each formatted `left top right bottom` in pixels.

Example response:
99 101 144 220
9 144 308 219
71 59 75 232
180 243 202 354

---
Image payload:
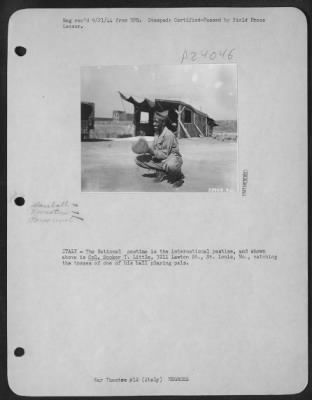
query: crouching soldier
135 110 184 187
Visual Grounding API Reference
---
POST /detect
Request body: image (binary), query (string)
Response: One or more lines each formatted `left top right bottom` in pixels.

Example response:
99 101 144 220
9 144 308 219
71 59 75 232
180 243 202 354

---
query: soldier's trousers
135 154 183 181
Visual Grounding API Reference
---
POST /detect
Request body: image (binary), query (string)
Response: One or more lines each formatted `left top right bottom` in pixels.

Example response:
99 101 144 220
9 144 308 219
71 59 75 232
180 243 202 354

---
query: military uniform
135 127 183 180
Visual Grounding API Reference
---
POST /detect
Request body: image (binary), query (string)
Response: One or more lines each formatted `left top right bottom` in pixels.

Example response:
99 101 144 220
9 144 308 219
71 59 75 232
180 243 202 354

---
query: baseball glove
131 137 150 154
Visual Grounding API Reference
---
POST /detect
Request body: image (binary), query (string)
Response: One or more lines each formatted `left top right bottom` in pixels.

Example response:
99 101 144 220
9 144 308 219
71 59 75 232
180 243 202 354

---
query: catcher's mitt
131 137 150 154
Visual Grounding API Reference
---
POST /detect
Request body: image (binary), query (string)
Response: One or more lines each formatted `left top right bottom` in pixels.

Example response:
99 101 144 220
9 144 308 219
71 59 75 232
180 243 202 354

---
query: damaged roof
119 92 214 120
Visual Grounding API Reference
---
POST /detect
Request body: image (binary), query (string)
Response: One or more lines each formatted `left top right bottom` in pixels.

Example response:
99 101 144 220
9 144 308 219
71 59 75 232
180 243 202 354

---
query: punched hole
14 347 25 357
15 46 27 56
14 197 25 206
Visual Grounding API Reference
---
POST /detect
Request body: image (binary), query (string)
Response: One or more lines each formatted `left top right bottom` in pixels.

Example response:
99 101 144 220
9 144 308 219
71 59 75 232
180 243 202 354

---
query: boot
154 170 167 182
172 172 185 188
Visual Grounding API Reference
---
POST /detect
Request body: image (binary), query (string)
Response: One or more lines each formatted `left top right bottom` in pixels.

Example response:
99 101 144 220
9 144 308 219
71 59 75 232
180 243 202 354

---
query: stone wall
93 121 135 138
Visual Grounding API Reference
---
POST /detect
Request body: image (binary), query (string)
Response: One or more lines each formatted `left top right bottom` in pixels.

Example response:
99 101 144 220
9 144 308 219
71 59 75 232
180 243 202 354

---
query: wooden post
134 109 140 136
174 105 185 139
179 120 191 138
194 120 204 137
177 105 181 138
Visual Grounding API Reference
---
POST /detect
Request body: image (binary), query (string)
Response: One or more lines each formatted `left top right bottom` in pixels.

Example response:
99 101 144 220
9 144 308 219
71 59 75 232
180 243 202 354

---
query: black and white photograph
81 64 237 192
7 6 308 397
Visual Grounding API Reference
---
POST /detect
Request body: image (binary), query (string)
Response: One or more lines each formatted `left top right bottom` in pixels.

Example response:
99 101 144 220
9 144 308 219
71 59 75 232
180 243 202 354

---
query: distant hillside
214 120 237 134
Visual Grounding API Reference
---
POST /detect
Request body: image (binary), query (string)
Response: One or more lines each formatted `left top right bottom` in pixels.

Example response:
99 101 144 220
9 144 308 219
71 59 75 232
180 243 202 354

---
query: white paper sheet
8 7 307 396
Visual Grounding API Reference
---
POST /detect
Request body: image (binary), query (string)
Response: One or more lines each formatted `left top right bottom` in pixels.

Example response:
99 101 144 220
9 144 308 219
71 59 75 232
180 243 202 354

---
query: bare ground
81 137 238 192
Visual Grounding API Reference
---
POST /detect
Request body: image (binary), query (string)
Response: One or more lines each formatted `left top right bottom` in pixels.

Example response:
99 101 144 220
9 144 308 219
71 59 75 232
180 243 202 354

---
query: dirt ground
81 137 237 192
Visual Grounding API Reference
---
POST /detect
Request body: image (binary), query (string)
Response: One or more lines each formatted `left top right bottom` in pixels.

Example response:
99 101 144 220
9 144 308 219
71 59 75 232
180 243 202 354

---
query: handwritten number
228 48 235 60
180 50 188 64
181 48 235 64
190 51 197 62
219 49 227 58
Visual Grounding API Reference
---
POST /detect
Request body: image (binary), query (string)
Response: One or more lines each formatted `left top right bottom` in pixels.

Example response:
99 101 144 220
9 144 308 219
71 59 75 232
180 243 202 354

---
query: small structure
81 102 95 140
119 92 217 138
112 110 134 121
207 117 218 135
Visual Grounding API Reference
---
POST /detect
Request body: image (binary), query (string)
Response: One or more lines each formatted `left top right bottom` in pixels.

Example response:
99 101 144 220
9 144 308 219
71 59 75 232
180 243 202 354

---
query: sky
81 64 237 120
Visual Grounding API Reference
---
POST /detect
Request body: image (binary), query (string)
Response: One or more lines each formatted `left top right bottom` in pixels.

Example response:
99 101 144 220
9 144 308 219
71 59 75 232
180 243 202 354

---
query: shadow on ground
81 137 237 192
82 138 112 142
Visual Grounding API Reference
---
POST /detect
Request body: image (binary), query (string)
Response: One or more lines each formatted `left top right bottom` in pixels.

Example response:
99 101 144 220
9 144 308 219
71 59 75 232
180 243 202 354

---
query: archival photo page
81 64 237 192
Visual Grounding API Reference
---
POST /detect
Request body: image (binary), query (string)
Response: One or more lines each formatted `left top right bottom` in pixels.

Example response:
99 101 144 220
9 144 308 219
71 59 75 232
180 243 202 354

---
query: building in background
81 97 219 140
119 92 218 138
112 110 134 122
81 102 95 140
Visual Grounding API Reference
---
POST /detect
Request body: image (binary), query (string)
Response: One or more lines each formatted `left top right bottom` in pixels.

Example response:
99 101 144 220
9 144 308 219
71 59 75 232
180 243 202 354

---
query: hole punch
14 197 25 206
15 46 27 56
14 347 25 357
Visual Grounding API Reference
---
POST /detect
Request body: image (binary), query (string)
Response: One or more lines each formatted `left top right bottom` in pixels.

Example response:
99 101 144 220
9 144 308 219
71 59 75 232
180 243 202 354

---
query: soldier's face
153 116 165 134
